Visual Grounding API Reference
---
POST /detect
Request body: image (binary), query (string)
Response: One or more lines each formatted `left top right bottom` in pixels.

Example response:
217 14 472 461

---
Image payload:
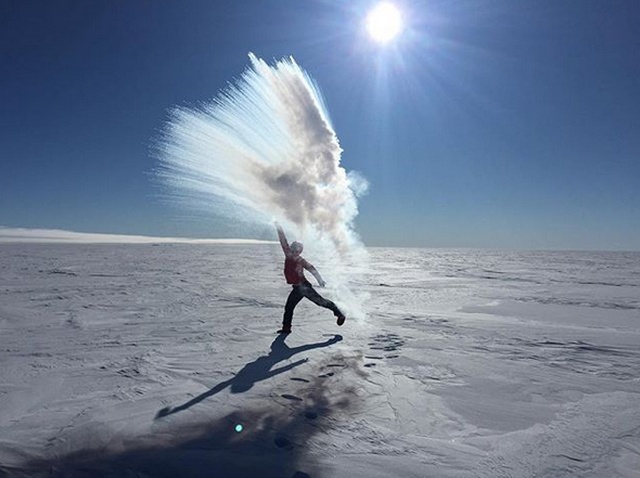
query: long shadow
9 334 349 478
14 370 354 478
156 334 342 418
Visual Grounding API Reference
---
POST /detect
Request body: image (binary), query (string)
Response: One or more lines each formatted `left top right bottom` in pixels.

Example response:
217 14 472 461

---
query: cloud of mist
155 54 370 317
155 54 367 252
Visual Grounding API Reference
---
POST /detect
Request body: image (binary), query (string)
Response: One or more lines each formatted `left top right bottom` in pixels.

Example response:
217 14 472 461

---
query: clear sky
1 0 639 250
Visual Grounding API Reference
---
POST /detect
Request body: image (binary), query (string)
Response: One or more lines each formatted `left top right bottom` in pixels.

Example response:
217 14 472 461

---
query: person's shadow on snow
156 333 342 419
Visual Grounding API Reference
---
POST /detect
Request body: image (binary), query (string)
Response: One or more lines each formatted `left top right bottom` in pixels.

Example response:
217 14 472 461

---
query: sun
366 2 403 44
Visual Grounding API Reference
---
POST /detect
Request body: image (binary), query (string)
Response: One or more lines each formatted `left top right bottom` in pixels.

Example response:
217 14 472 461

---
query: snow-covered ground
1 244 639 477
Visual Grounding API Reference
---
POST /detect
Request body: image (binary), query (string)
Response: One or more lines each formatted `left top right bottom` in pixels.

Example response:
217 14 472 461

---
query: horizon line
1 226 637 253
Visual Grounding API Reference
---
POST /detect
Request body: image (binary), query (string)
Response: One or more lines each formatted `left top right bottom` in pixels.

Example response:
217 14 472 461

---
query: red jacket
284 256 311 284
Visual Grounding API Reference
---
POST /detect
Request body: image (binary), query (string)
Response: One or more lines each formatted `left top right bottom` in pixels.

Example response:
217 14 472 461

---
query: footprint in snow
304 410 318 420
274 435 294 450
281 394 303 401
366 333 406 363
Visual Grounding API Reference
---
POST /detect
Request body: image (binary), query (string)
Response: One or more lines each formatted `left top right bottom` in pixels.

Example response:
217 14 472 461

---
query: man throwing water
276 223 346 334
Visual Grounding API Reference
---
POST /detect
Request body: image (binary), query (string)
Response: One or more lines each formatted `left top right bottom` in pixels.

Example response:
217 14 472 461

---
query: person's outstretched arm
303 260 326 287
275 223 290 255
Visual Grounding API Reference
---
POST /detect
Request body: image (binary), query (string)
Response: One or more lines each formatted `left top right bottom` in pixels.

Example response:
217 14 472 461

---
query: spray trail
155 54 369 317
156 54 366 252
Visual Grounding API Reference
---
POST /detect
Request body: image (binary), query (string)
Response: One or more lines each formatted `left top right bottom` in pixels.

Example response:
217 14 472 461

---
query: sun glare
366 2 403 44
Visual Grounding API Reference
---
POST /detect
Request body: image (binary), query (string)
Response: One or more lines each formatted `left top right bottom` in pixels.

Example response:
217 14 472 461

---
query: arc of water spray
155 53 367 254
155 54 369 318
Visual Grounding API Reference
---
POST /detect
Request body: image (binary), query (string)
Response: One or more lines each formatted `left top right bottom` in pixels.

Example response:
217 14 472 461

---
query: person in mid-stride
276 223 346 334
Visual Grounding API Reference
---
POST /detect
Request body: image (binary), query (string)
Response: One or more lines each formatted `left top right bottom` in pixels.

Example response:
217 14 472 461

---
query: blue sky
1 0 639 249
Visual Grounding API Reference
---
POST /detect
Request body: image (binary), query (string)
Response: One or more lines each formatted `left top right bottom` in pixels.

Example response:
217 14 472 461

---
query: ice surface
0 244 639 477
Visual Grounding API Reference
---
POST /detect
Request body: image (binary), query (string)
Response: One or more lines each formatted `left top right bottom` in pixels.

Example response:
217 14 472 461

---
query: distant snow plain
0 242 639 477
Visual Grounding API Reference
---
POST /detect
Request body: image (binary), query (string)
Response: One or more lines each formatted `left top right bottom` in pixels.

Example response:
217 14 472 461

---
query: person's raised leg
300 283 346 325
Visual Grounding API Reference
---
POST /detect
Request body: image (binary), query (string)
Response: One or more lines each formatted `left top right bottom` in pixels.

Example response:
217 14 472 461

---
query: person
275 223 346 334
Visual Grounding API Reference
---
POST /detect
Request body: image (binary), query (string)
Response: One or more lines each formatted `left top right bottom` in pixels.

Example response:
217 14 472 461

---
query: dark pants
283 280 342 328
